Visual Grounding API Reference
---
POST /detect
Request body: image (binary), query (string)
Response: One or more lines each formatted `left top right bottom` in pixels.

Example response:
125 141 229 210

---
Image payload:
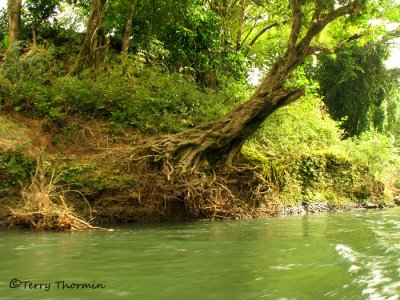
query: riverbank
0 111 398 229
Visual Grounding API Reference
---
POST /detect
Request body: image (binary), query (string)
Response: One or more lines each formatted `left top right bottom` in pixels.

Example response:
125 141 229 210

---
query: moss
50 160 139 198
80 173 138 197
243 146 392 209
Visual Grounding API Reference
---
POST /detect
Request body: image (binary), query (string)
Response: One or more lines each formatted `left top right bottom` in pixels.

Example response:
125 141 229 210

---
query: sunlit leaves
315 41 399 136
24 0 60 24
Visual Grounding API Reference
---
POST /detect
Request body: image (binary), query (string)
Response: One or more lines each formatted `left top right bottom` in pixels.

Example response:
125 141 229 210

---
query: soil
0 113 397 228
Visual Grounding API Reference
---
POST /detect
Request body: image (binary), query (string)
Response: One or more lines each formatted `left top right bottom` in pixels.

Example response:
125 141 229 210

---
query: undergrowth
245 94 400 207
0 149 35 198
0 47 246 133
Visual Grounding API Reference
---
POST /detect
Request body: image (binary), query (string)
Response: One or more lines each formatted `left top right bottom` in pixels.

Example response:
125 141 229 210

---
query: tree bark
7 0 22 45
32 26 37 48
151 0 156 34
236 0 247 50
145 1 365 178
71 0 108 74
121 0 138 74
246 19 290 50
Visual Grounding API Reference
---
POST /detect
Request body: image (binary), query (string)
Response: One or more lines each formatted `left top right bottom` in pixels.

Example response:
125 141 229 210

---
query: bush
52 66 241 132
344 132 400 184
0 46 61 115
244 93 400 206
0 150 36 197
249 94 343 157
0 46 247 133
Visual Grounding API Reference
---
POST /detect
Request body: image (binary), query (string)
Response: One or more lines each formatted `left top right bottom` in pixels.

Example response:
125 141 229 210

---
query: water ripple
335 244 359 263
335 241 400 299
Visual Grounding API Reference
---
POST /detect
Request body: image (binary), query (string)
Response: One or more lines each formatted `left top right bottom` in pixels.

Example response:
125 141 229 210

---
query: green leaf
4 35 9 48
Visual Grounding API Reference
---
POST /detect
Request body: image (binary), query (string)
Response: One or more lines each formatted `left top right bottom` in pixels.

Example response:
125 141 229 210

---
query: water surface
1 208 400 299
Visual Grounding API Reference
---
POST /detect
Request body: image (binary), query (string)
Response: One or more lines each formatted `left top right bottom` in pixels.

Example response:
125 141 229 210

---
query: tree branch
286 0 303 55
307 32 364 55
334 32 364 52
311 3 323 23
227 0 240 18
297 1 364 55
236 0 247 50
247 19 290 48
382 28 400 43
241 6 267 46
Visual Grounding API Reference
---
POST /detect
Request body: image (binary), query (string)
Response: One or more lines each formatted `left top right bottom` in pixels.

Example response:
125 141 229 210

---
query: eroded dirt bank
0 113 397 228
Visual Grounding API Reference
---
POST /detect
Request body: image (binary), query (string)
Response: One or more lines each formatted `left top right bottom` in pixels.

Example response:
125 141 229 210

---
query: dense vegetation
0 0 400 229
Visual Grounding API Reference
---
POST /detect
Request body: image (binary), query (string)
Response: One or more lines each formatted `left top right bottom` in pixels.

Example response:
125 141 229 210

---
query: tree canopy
2 0 400 143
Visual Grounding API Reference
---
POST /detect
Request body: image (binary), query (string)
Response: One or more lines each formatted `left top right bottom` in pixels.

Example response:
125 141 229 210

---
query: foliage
53 66 240 132
0 150 36 197
244 93 342 198
161 5 247 85
24 0 61 41
344 131 400 179
0 46 62 114
314 41 400 136
55 162 96 189
250 94 343 157
102 0 248 87
244 92 399 206
0 8 7 48
0 47 247 133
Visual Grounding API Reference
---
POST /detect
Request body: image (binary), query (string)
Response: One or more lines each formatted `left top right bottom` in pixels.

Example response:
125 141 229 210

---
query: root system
8 162 101 231
118 143 281 220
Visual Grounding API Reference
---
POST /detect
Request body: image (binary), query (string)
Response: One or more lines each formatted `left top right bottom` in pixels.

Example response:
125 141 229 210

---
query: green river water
1 208 400 299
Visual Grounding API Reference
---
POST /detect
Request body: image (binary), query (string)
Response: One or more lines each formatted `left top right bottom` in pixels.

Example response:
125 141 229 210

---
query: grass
0 116 31 152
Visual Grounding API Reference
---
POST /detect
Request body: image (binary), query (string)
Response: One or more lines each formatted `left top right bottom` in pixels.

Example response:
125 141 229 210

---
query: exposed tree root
7 162 103 231
117 147 281 220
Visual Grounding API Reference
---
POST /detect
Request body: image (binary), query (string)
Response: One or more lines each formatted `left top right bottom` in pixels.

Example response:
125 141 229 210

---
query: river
1 208 400 299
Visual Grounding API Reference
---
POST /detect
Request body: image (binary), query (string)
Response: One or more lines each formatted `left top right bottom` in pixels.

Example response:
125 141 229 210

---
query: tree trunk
71 0 108 74
151 0 156 35
32 26 37 48
146 1 364 179
236 0 247 50
121 0 138 74
150 67 304 178
7 0 22 45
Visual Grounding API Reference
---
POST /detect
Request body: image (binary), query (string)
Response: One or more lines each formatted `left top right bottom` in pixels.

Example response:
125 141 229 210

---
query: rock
278 203 306 216
363 202 380 209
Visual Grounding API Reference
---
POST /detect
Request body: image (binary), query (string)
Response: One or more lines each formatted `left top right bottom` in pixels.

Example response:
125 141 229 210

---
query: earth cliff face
0 113 397 229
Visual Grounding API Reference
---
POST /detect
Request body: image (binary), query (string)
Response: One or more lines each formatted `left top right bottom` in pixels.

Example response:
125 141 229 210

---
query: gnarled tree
144 0 365 178
127 0 373 220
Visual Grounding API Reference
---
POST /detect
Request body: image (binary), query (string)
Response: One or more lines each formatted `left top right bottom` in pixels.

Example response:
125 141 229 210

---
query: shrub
0 150 36 197
244 93 400 206
249 94 343 157
0 46 60 115
52 66 241 132
0 45 249 133
344 131 400 185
